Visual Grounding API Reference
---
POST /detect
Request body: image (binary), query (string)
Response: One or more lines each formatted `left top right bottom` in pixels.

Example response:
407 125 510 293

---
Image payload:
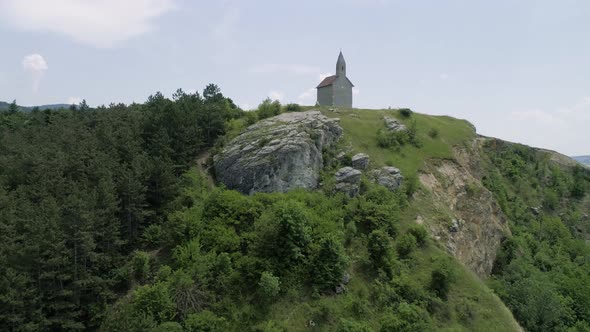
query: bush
408 225 428 247
257 98 282 120
399 108 413 118
184 310 228 332
429 259 455 299
311 236 348 291
245 111 258 126
368 230 394 275
428 128 439 139
258 271 281 299
377 129 408 149
284 103 302 112
337 319 374 332
396 234 417 258
132 251 151 282
380 302 432 332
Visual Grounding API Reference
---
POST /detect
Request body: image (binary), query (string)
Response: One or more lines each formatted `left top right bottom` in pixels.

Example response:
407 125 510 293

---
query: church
316 51 354 108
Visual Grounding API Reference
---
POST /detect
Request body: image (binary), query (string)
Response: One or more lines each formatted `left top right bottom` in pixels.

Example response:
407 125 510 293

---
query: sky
0 0 589 155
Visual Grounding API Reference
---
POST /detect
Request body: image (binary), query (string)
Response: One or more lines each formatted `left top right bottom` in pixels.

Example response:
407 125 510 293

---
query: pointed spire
336 51 346 77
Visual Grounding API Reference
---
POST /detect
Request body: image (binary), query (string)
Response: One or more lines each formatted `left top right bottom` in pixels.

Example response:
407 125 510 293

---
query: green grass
320 107 476 176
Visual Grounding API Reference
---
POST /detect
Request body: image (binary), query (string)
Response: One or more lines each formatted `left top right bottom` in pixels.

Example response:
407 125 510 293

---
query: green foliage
428 127 439 139
337 319 374 332
132 250 152 282
258 271 281 299
396 233 417 258
429 258 455 299
133 282 176 324
407 225 428 247
184 310 228 331
398 108 413 118
379 302 432 332
257 98 282 120
284 103 302 112
368 230 395 275
311 236 349 291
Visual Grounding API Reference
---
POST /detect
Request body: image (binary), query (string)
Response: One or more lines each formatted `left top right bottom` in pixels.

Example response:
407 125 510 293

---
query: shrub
368 230 394 275
132 251 151 282
337 319 374 332
311 236 348 291
257 98 282 120
428 128 439 139
408 225 428 247
396 234 417 258
284 103 302 112
184 310 228 332
133 282 175 324
380 302 432 332
429 259 455 299
399 108 413 118
377 129 408 149
258 271 281 299
245 111 258 126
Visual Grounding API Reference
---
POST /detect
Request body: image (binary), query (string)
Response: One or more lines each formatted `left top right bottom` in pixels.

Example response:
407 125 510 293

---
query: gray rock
214 111 342 195
335 167 362 197
335 167 361 184
384 116 407 132
351 153 369 170
530 206 542 216
370 166 404 191
342 273 351 285
449 219 460 233
335 284 346 294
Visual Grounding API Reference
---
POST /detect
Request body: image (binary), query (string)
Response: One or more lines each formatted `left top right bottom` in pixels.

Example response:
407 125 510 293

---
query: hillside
1 97 589 331
0 100 71 112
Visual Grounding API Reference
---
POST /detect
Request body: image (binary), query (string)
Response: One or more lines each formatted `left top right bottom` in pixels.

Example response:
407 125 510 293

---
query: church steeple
336 51 346 77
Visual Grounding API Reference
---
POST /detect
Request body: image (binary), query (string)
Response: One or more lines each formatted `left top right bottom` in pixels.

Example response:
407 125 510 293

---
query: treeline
0 85 242 331
482 141 590 332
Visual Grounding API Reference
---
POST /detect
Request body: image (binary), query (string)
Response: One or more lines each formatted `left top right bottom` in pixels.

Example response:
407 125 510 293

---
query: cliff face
418 138 510 278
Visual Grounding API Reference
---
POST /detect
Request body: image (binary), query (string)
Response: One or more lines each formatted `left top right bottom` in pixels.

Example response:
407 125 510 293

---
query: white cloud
484 97 590 155
268 91 285 102
250 64 320 76
439 73 449 80
318 72 332 82
0 0 176 48
22 54 48 92
298 88 316 104
67 97 83 105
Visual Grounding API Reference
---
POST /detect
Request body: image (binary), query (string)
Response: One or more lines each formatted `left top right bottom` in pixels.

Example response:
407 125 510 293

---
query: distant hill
573 155 590 166
0 101 71 112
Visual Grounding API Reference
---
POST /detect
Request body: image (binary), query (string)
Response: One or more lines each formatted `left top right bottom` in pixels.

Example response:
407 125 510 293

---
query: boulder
351 153 369 170
335 167 362 197
384 116 407 132
214 111 342 195
370 166 404 191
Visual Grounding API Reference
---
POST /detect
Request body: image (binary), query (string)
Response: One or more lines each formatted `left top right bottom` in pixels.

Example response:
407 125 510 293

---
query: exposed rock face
370 166 404 191
384 116 407 132
214 111 342 195
419 140 510 278
335 167 362 197
351 153 369 170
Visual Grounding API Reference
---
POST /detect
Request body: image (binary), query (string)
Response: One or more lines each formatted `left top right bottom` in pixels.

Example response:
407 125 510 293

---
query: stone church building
316 51 354 108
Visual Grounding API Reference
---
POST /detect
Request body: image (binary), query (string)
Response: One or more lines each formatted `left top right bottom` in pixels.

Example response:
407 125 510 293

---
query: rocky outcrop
351 153 369 170
384 116 407 132
418 140 510 278
370 166 404 191
335 167 362 197
214 111 342 195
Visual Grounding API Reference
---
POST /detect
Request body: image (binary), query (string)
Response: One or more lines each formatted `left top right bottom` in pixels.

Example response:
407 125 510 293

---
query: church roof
316 75 338 88
316 75 355 89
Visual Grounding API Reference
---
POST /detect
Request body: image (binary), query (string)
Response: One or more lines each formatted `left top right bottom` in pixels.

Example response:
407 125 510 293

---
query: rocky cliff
214 111 342 195
418 138 510 277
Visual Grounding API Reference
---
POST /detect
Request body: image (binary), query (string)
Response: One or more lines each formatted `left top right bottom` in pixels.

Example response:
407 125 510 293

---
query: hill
1 96 589 331
573 155 590 166
0 100 71 112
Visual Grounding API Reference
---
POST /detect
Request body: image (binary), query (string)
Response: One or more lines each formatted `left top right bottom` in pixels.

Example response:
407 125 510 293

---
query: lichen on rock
214 111 342 195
